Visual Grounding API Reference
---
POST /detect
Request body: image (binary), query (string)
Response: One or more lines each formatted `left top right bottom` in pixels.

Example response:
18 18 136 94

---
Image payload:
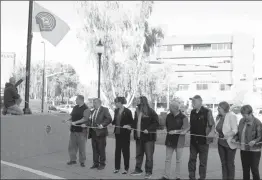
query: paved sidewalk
1 114 261 179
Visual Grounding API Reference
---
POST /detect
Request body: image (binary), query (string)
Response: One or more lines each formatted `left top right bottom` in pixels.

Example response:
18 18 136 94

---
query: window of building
212 44 218 50
160 46 167 51
184 45 192 51
211 43 232 50
178 84 189 91
167 45 173 51
196 84 208 90
193 44 211 51
220 84 231 91
224 43 232 49
217 44 223 49
224 60 231 63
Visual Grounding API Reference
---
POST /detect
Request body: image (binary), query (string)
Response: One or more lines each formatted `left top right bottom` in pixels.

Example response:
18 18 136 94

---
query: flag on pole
32 2 70 46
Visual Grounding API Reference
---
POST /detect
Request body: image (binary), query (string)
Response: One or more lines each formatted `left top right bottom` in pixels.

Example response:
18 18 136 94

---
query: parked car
1 87 4 108
58 104 74 114
48 105 57 111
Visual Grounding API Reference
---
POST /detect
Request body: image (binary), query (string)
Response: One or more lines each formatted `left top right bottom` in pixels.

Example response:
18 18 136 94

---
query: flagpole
24 0 33 114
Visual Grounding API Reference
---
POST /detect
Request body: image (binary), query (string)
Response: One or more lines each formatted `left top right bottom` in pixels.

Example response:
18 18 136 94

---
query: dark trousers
218 144 236 180
240 150 261 180
115 134 130 170
188 143 209 180
135 140 155 174
91 129 107 166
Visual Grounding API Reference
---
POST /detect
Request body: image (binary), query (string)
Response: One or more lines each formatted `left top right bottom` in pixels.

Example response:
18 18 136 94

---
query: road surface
1 114 261 179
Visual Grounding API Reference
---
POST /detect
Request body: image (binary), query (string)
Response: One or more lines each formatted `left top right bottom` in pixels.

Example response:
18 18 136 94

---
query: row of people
65 94 261 180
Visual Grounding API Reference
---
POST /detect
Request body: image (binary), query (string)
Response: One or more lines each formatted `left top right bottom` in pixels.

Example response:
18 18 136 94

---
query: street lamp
96 40 104 98
41 41 46 113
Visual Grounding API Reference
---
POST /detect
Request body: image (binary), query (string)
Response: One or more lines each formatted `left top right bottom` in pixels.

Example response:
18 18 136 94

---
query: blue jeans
218 144 236 180
135 140 155 174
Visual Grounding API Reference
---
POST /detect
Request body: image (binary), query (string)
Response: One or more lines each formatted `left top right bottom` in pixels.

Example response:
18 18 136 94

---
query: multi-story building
149 33 255 108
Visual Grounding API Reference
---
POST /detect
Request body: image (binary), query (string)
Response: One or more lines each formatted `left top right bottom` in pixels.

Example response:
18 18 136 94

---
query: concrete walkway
1 114 261 179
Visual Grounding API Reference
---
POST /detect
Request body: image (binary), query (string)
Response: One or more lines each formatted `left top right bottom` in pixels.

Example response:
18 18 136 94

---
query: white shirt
92 107 100 124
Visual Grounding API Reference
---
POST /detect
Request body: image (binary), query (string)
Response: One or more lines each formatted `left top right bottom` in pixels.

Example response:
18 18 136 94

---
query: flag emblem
46 125 51 134
32 2 70 46
36 12 56 31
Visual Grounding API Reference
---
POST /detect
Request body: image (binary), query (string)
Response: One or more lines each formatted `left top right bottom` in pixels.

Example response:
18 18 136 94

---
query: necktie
92 110 98 127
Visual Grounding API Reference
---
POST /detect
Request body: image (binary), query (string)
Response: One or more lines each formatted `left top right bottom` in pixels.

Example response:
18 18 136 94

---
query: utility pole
24 0 33 114
98 53 102 98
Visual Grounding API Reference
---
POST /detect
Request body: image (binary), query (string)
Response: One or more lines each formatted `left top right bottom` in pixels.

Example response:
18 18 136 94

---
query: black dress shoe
90 165 99 169
122 170 128 174
67 161 77 165
159 177 169 180
80 163 85 167
97 165 105 170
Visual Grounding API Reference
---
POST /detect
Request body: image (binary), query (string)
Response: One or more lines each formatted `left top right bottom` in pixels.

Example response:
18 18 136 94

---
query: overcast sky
1 1 262 86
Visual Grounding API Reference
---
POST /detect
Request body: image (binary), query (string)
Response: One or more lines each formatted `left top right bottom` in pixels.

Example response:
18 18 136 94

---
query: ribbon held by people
61 119 261 146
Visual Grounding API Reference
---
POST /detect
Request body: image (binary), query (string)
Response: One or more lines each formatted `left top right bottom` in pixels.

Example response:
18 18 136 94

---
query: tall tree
76 1 164 108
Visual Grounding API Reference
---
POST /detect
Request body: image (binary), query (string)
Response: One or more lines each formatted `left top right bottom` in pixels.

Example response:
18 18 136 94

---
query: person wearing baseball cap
188 95 215 180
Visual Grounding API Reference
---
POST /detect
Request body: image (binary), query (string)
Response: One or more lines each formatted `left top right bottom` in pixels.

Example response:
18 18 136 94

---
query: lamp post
41 41 46 113
96 40 104 98
24 0 33 114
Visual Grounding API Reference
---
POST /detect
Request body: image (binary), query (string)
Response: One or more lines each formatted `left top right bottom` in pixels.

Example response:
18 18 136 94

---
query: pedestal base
23 108 32 114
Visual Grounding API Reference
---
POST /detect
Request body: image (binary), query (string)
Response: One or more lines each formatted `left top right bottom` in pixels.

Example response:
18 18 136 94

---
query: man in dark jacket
2 77 24 115
188 95 215 180
63 95 90 167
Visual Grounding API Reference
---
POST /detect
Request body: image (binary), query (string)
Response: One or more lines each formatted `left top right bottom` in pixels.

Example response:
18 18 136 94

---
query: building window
224 43 232 49
196 84 208 90
212 43 232 50
160 46 167 51
220 84 231 91
212 44 218 50
167 45 172 51
224 60 231 63
184 45 192 51
178 84 189 91
193 44 211 51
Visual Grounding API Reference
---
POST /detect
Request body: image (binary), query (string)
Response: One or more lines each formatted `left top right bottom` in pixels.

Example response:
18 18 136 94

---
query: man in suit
88 98 112 170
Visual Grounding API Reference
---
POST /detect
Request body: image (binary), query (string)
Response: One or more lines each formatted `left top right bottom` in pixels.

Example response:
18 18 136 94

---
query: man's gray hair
77 95 85 101
169 101 181 109
9 77 15 82
93 98 102 104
